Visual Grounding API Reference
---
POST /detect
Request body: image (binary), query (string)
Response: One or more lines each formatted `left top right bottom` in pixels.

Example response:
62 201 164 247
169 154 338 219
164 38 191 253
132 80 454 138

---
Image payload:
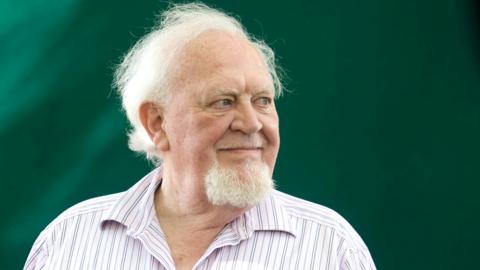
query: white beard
204 160 274 208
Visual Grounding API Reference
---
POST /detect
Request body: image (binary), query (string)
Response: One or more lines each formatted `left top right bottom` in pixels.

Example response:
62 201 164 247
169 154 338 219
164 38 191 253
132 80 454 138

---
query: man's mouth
217 147 263 156
218 147 262 151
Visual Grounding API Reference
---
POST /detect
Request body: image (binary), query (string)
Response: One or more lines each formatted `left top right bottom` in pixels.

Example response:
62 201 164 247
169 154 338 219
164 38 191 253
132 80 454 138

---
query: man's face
161 31 280 199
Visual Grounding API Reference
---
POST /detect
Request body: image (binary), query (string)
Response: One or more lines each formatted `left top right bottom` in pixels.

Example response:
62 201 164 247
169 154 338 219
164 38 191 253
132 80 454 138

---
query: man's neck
153 168 248 269
154 184 246 232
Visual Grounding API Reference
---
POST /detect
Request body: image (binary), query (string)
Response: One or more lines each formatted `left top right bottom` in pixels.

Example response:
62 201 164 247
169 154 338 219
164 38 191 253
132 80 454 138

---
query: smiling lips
215 135 266 156
218 147 262 151
218 147 263 156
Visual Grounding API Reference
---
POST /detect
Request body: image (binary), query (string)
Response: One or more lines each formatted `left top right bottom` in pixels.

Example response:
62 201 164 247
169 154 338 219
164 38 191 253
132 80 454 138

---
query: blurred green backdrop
1 0 479 269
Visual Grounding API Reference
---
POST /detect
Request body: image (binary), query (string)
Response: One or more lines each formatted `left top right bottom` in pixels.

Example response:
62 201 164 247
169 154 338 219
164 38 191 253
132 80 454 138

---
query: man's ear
138 102 169 151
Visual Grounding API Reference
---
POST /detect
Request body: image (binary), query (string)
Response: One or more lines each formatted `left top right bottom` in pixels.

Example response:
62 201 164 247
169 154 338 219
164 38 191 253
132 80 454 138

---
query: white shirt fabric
24 167 376 270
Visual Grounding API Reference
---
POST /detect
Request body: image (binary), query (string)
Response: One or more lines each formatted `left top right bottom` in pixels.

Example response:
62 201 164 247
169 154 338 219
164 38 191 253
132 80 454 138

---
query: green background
1 0 479 269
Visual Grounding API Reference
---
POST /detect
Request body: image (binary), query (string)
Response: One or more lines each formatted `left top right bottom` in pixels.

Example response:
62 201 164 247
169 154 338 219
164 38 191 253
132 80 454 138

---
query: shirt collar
100 167 296 238
233 190 297 239
100 166 163 237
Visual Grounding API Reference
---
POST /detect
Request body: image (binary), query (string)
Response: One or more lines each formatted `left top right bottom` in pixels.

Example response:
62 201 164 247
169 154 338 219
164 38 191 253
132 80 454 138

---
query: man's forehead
169 30 273 95
175 31 266 74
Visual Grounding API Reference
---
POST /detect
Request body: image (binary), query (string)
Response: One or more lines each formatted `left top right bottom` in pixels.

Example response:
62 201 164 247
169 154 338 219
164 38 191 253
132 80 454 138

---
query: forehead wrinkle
204 68 245 92
205 64 274 93
203 79 274 99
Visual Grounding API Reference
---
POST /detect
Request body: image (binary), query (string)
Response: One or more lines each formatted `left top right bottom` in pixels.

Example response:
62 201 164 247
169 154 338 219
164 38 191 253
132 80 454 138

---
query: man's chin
204 161 274 208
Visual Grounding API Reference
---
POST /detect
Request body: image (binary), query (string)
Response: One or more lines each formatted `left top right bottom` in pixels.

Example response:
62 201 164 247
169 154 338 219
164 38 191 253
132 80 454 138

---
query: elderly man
24 3 375 270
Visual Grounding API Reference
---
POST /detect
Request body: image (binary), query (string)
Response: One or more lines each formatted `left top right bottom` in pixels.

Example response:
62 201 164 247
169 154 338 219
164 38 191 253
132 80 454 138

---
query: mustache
215 135 266 149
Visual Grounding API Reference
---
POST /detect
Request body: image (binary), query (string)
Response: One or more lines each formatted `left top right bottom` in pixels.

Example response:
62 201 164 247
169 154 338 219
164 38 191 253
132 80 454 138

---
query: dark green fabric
1 0 479 269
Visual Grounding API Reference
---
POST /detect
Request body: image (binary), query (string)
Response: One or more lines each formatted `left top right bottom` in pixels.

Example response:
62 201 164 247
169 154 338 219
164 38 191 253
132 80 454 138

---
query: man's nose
230 102 262 134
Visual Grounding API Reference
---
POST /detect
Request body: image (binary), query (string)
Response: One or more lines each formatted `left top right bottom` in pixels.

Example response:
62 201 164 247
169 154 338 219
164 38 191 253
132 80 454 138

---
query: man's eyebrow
207 88 274 97
199 88 238 104
202 81 274 96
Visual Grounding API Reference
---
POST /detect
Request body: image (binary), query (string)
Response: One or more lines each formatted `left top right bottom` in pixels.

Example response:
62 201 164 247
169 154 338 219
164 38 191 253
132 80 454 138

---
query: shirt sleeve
340 247 376 270
23 233 48 270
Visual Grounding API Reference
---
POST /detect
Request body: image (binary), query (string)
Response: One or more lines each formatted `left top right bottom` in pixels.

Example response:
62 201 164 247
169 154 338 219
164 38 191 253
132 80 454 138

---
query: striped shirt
24 167 376 270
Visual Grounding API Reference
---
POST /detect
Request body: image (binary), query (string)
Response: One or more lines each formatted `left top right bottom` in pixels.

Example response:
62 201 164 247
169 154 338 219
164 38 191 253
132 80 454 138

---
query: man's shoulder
272 189 347 225
42 192 123 233
271 190 367 248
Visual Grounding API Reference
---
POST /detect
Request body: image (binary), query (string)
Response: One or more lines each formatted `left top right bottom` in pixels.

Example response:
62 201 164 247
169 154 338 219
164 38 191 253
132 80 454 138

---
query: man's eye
255 97 272 106
212 99 234 109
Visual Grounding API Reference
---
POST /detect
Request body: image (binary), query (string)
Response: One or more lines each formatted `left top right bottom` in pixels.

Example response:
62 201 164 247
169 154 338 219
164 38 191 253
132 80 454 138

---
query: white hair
114 2 284 162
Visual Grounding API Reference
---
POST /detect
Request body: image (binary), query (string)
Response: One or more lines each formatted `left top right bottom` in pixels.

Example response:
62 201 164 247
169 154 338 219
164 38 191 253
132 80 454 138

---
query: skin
139 30 280 270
